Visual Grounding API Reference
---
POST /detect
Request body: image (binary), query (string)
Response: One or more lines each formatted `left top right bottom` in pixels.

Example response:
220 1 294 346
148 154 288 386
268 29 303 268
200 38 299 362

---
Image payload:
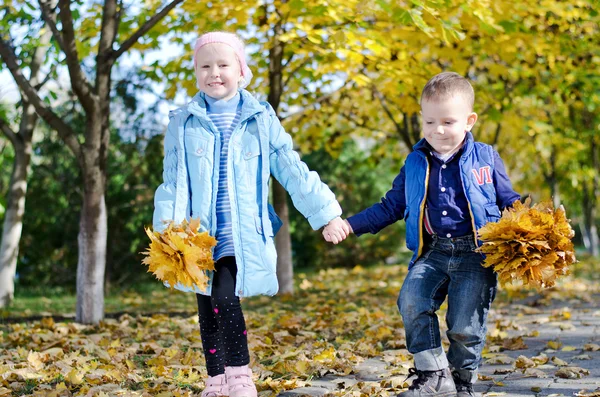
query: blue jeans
398 234 497 383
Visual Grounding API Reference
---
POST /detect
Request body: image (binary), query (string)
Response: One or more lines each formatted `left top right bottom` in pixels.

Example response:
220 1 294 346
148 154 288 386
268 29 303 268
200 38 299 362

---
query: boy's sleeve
267 109 342 230
493 150 521 210
347 165 407 236
152 119 179 232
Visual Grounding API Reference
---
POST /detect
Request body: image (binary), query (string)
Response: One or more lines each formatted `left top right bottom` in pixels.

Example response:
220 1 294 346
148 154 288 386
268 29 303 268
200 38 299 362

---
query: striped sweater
205 93 241 260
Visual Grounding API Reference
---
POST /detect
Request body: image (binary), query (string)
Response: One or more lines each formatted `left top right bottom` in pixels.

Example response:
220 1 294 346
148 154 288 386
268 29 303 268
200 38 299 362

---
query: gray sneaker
452 372 477 397
397 367 457 397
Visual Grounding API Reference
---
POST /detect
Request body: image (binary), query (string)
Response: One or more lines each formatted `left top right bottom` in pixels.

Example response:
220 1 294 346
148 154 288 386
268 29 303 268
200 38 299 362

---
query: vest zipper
417 157 430 260
458 163 478 247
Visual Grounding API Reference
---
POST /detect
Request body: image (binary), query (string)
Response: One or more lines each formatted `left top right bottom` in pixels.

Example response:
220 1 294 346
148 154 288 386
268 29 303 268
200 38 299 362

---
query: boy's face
421 95 477 156
195 43 242 101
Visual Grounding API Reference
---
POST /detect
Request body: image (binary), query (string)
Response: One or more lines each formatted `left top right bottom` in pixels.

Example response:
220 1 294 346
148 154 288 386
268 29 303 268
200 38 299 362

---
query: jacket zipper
205 122 219 297
189 103 262 296
228 124 244 296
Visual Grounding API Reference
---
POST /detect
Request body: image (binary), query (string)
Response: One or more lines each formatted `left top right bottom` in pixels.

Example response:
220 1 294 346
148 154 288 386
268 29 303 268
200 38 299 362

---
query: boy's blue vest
405 133 501 266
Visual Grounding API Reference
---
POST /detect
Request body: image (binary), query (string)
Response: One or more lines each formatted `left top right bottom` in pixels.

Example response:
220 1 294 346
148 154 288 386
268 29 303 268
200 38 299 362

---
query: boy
324 72 520 396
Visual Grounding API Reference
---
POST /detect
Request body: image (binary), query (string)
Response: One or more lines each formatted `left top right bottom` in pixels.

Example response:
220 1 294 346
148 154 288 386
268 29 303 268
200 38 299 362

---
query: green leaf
409 8 433 35
376 0 392 14
498 20 518 33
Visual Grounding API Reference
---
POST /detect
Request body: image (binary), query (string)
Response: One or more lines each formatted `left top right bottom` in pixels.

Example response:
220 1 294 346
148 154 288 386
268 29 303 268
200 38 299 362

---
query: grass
3 282 198 321
3 271 304 321
4 253 599 322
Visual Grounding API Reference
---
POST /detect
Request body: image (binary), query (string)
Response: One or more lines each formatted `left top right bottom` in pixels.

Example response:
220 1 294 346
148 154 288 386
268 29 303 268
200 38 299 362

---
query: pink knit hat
193 32 253 88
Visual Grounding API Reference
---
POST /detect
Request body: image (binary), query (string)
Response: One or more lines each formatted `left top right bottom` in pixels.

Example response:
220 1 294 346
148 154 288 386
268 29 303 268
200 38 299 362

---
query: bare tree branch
39 0 96 113
338 110 397 143
28 28 52 87
282 51 295 69
98 0 118 77
34 63 58 91
0 118 19 147
372 85 414 150
112 0 184 60
281 80 352 121
37 0 67 55
283 58 310 89
492 122 502 147
0 37 81 157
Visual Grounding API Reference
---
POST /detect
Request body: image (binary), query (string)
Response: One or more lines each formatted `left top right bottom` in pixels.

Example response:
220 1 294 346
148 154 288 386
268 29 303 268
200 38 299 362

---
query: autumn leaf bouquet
142 218 217 292
477 198 576 288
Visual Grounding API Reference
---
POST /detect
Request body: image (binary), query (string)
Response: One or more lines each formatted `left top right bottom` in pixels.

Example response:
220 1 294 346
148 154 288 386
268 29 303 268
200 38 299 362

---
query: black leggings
196 256 249 376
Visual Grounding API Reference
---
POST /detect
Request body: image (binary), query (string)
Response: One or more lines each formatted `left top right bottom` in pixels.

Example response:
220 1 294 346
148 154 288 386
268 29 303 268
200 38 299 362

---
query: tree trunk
542 146 561 208
268 17 294 295
273 180 293 294
580 197 599 257
76 132 108 324
0 26 50 307
581 183 599 257
0 134 32 306
581 127 600 256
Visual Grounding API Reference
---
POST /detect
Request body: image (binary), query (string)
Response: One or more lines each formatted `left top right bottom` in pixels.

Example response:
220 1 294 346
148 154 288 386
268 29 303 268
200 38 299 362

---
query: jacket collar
413 131 475 159
186 89 264 124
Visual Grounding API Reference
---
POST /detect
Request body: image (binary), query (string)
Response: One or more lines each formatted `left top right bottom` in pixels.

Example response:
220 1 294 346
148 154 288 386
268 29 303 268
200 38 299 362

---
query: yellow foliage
141 219 217 292
477 198 576 288
4 260 600 394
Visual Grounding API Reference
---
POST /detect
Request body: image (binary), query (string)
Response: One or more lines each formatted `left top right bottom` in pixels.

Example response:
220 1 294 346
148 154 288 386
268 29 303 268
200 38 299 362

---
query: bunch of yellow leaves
477 198 576 288
142 218 217 292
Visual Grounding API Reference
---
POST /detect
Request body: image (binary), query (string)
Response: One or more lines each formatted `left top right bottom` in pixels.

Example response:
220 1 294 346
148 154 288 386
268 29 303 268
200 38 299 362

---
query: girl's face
195 43 242 101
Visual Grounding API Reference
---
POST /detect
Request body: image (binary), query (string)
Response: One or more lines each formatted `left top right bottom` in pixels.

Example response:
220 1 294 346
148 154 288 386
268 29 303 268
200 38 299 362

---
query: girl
152 32 350 397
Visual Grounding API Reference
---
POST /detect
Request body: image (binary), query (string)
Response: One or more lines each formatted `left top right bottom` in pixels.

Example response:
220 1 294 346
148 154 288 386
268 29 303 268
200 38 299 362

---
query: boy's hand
322 217 352 244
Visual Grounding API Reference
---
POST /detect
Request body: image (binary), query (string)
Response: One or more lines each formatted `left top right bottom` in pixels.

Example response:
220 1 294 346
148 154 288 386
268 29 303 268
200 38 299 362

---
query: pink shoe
225 365 257 397
201 373 229 397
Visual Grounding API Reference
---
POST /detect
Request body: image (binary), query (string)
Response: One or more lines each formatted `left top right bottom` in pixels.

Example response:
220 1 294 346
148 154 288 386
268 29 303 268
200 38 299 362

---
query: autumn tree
456 1 600 254
0 0 183 323
0 7 55 307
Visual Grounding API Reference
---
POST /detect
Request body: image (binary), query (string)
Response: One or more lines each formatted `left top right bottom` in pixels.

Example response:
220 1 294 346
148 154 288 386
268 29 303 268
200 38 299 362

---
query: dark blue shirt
423 146 473 238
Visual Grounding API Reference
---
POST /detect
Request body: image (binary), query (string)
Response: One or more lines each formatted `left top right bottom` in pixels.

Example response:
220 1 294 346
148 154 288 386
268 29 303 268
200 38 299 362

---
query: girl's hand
322 217 351 244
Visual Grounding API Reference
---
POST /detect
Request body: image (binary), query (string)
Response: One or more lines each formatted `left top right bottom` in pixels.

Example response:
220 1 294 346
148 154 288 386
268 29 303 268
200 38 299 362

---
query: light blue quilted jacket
152 89 342 297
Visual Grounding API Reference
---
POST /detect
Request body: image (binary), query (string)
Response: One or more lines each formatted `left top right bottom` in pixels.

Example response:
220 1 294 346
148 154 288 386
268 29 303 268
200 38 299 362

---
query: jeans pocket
415 248 433 265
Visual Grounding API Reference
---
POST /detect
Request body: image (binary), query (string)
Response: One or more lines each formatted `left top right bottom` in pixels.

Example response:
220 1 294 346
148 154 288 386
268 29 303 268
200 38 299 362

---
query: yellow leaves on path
142 219 217 292
575 389 600 397
555 366 591 379
547 340 563 350
515 355 536 368
584 343 600 352
3 262 599 396
477 198 577 288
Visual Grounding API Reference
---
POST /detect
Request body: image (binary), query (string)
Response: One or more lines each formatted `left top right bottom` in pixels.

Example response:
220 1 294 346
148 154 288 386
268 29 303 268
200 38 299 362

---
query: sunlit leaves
477 198 577 288
2 259 600 395
142 218 216 292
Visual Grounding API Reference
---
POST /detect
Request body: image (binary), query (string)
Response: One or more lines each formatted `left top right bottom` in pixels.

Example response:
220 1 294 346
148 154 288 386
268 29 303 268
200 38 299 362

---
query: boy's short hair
421 72 474 110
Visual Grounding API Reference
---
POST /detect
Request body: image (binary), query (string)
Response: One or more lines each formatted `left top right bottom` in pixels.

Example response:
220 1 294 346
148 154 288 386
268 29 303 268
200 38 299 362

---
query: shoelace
456 383 474 393
405 368 433 390
452 372 474 393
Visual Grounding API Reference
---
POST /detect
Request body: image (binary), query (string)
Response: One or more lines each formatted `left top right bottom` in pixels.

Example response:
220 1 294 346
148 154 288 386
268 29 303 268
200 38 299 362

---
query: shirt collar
204 92 241 114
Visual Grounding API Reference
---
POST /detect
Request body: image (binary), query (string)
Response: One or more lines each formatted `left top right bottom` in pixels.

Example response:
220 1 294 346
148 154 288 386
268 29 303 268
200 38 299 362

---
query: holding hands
322 217 352 244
